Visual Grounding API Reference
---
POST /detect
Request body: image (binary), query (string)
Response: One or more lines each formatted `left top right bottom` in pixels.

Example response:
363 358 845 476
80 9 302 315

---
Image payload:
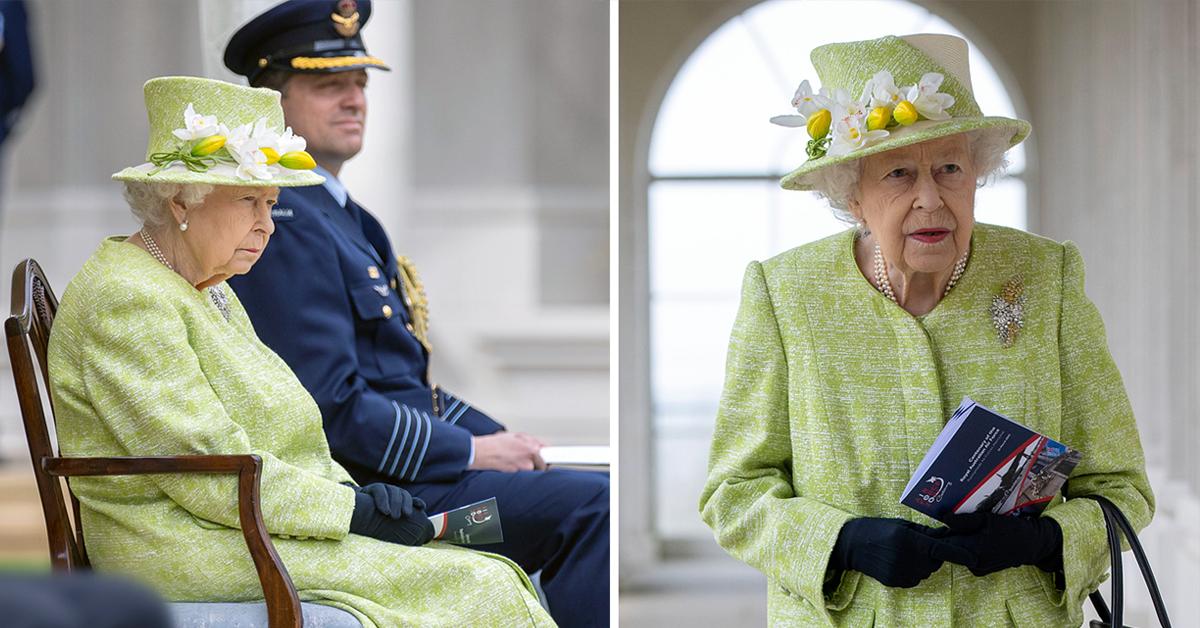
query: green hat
112 76 324 187
774 34 1030 191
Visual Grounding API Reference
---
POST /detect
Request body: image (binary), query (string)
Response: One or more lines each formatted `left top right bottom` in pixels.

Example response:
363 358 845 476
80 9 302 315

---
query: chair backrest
4 258 88 570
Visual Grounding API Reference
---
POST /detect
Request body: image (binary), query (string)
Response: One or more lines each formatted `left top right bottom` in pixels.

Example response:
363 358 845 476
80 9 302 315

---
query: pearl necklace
139 227 230 322
872 242 968 304
140 228 174 271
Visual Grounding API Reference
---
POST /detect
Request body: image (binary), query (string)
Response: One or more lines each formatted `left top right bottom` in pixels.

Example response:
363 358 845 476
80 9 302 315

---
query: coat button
390 278 398 290
382 305 393 319
368 266 380 279
405 322 415 332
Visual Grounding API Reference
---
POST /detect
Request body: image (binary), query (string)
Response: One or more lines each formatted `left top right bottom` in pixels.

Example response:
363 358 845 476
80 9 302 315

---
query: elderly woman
699 34 1154 627
47 77 553 627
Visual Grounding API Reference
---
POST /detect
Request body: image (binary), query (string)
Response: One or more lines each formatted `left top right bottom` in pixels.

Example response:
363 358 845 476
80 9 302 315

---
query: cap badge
331 0 360 38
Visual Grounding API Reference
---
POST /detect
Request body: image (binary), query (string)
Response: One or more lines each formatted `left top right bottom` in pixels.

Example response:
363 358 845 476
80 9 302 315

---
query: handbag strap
1090 589 1113 626
1101 498 1125 626
1084 494 1172 628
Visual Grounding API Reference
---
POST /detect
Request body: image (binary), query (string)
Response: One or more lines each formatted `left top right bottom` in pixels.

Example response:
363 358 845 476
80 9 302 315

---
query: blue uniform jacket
228 185 505 484
0 1 36 148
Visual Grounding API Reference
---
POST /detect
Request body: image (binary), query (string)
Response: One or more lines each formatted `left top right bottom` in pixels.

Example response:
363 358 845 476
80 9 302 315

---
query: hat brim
780 116 1031 191
111 162 325 187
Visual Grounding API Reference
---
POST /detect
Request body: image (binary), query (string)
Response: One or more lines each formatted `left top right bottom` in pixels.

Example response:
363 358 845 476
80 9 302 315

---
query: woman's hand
348 483 435 546
939 513 1063 576
830 517 973 588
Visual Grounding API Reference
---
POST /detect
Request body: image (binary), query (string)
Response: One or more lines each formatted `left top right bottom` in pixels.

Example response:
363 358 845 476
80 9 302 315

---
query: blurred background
0 0 608 568
620 0 1199 626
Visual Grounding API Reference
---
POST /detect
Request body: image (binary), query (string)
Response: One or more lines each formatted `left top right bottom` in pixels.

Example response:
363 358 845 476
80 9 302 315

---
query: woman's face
175 185 278 280
849 134 976 275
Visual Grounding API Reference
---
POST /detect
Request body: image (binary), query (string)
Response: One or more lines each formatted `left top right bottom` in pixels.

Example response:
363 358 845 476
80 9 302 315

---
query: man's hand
469 432 547 472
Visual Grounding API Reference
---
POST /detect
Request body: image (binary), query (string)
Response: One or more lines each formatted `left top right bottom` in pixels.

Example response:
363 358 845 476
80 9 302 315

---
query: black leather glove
348 483 435 546
830 517 973 588
939 512 1063 576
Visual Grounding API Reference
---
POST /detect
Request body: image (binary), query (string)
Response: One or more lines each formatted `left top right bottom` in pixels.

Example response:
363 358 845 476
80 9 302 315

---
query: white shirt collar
313 165 348 208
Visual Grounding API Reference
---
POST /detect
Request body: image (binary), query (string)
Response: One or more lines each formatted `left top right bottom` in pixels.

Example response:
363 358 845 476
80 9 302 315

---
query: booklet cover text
901 397 1083 521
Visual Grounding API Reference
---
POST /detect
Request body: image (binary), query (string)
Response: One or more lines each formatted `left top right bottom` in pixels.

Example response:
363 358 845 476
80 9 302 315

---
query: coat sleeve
1042 241 1155 618
699 261 858 621
435 388 505 437
229 215 473 483
79 283 356 540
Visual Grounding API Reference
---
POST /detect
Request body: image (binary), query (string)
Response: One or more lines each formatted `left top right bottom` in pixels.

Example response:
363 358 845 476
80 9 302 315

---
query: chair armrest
43 455 302 628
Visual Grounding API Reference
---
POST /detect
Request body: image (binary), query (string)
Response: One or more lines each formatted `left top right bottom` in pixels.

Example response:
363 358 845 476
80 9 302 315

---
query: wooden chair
4 259 327 628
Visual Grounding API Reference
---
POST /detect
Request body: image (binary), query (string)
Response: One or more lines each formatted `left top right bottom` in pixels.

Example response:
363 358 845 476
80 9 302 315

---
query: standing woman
48 76 553 627
700 34 1153 627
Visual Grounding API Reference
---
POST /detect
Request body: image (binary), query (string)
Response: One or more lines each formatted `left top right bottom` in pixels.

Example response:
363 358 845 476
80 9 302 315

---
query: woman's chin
904 251 958 275
222 261 256 277
228 250 264 274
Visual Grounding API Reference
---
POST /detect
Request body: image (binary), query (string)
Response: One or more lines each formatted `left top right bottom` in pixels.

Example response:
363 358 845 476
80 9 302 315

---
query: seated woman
48 76 553 627
699 34 1154 627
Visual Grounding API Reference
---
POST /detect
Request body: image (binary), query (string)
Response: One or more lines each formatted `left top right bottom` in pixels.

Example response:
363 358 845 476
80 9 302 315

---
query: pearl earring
179 220 189 232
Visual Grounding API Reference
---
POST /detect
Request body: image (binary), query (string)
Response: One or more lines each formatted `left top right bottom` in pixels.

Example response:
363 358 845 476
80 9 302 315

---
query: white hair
122 181 214 228
809 127 1015 224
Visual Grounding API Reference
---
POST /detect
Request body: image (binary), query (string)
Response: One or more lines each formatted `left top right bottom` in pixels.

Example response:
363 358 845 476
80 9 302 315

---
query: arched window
647 0 1030 542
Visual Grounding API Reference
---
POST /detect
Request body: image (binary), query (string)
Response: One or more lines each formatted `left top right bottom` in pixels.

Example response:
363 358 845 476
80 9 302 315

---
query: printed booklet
429 497 503 545
900 397 1083 521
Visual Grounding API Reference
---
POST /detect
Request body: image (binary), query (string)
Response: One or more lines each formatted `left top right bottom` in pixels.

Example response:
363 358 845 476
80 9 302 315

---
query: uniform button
390 278 398 290
368 266 380 279
382 305 393 318
405 322 415 332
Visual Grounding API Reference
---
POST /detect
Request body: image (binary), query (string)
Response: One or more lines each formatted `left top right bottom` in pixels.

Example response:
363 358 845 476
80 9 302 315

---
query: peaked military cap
224 0 390 84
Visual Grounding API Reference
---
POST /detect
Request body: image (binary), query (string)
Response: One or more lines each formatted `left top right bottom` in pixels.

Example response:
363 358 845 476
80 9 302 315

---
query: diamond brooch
990 276 1025 347
209 284 231 322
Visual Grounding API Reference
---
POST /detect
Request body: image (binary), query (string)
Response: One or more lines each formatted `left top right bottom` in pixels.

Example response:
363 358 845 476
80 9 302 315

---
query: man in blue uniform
223 2 608 626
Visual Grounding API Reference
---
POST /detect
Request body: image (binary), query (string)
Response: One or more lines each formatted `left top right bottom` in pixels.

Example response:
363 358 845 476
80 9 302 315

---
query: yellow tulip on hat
867 107 891 131
279 150 317 170
807 109 831 140
892 101 919 126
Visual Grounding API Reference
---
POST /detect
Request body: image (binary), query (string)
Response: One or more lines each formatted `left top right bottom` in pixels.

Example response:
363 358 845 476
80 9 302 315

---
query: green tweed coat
48 238 554 628
700 224 1154 627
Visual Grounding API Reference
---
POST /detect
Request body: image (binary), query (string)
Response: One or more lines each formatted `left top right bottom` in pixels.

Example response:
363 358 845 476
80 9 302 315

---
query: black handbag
1083 494 1171 628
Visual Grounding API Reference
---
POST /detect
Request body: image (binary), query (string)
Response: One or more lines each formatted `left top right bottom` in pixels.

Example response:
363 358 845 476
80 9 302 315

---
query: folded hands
348 483 436 546
829 513 1063 588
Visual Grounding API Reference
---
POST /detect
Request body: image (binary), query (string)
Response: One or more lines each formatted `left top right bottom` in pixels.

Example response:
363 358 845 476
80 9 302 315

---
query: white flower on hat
827 115 888 158
770 80 833 127
276 127 307 154
792 80 833 117
254 124 308 165
172 104 221 141
866 71 905 109
830 88 869 127
905 72 956 121
248 120 316 170
225 121 274 181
